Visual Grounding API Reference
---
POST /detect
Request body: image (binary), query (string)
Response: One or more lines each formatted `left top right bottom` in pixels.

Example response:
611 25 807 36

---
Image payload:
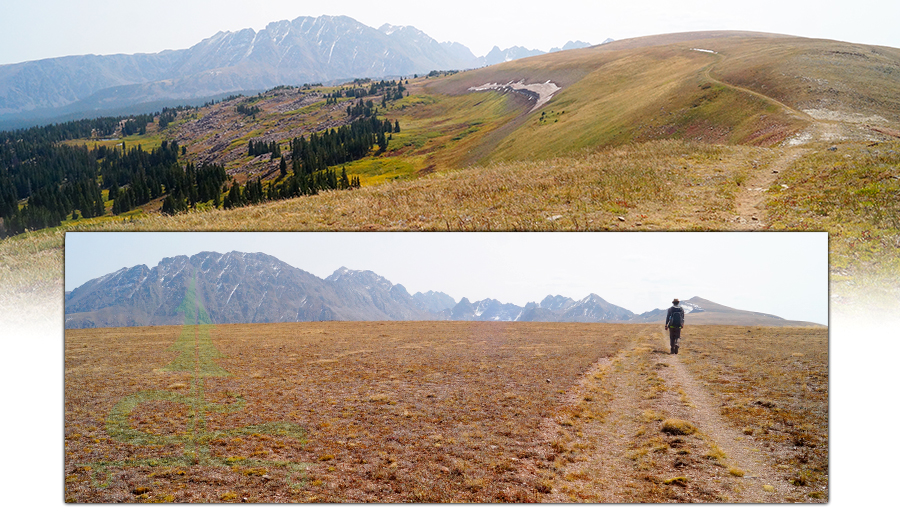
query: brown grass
661 418 697 436
63 322 828 503
65 321 621 503
679 325 829 499
68 140 765 233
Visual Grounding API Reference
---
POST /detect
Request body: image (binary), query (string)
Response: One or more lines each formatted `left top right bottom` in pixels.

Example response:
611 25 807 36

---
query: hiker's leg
672 327 681 353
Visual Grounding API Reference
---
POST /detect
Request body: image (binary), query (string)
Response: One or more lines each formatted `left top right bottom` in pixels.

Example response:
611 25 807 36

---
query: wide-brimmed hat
672 298 680 304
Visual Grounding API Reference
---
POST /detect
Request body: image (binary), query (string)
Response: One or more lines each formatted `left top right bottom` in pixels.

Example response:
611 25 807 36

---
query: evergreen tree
224 182 243 209
108 180 119 201
161 195 175 215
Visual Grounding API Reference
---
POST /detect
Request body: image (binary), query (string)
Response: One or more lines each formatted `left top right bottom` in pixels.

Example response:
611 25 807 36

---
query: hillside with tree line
0 84 402 236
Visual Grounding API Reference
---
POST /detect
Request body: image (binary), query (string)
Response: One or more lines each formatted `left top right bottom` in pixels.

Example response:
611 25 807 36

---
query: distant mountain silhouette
64 251 821 329
0 15 601 127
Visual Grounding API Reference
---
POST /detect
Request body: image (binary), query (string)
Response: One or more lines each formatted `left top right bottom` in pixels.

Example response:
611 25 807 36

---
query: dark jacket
666 306 685 328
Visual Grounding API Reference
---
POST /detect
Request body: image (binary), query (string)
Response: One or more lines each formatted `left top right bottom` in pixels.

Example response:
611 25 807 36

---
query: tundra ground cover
65 320 629 502
65 277 308 502
678 326 829 498
766 141 900 305
541 325 828 503
65 319 826 503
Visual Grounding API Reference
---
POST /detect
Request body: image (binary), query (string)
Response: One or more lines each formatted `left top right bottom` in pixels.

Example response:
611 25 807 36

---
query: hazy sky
65 232 828 324
1 1 898 65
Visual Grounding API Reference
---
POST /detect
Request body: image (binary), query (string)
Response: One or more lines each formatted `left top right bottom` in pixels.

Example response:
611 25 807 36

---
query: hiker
665 298 685 354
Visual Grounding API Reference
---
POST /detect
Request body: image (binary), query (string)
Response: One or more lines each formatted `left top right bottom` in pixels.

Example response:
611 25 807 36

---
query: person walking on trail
665 298 685 354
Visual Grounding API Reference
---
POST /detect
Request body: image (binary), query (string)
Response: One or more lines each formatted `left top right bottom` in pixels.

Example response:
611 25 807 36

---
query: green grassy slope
421 32 900 164
709 37 900 123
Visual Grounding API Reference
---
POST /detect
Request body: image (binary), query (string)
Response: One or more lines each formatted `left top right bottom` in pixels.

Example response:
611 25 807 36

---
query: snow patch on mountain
680 300 705 314
468 79 561 112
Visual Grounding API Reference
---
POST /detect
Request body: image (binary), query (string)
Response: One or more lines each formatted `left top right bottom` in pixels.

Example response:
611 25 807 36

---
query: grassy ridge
710 37 900 123
767 141 900 304
4 32 900 315
65 140 762 232
487 49 804 160
424 33 898 164
3 140 897 314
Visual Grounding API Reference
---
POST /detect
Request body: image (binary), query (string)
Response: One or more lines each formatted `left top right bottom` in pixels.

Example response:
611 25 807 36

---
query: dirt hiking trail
654 329 792 502
733 148 806 229
542 326 796 502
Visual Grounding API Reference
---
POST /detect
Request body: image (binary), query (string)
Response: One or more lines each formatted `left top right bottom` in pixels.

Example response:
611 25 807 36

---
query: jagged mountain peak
66 251 434 328
328 266 353 279
64 252 814 329
327 266 391 284
378 23 425 36
549 40 593 53
0 14 605 126
540 294 575 311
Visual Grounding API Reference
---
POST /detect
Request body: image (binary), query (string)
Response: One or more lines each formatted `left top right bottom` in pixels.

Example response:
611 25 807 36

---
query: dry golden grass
661 418 697 436
679 325 829 500
0 228 64 326
68 140 766 233
65 321 622 503
536 325 828 503
766 140 900 307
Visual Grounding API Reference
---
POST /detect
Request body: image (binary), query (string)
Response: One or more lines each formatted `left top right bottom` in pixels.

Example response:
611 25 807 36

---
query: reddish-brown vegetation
64 322 827 503
65 321 630 502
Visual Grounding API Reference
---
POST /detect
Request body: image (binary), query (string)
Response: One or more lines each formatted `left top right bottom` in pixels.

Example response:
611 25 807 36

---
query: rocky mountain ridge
0 15 602 127
64 251 821 329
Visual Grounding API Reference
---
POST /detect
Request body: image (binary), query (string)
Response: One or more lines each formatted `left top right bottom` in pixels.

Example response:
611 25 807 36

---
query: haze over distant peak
549 40 594 53
0 14 609 128
64 250 822 329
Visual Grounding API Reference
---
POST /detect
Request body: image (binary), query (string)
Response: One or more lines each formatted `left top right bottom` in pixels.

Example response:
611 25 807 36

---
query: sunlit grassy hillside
425 31 900 162
2 32 899 317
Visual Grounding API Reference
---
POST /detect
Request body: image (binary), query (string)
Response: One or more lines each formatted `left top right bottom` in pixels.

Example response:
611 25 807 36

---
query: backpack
669 307 684 327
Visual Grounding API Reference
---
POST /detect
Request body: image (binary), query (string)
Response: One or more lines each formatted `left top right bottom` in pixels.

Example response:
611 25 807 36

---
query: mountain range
64 251 822 329
0 15 598 128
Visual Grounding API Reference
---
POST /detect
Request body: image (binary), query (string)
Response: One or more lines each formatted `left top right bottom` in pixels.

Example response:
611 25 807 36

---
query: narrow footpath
542 325 792 502
733 148 805 229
